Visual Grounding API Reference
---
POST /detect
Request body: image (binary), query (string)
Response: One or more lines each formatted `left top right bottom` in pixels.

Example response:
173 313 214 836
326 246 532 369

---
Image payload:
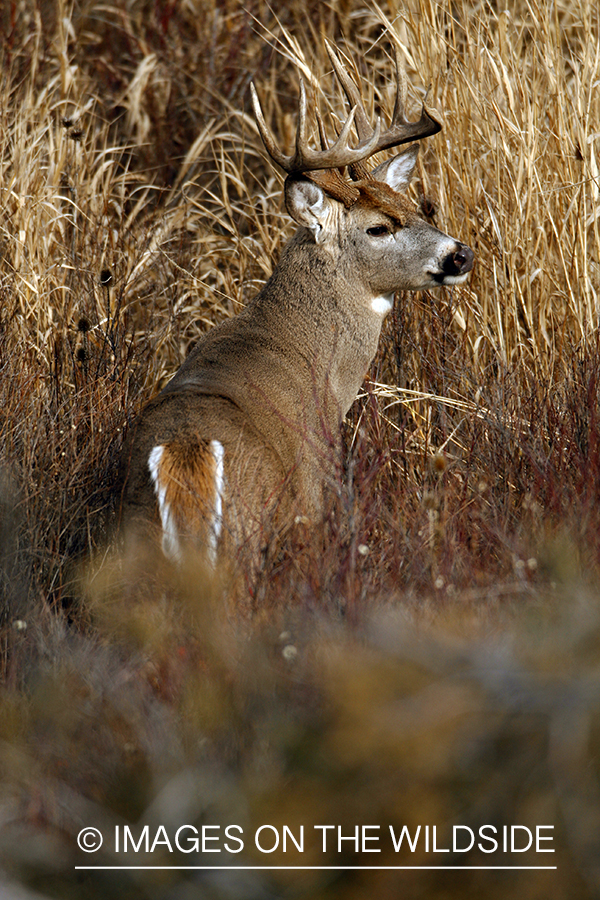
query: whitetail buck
118 42 474 565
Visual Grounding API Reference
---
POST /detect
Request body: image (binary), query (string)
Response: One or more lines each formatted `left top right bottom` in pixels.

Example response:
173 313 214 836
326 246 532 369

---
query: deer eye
366 224 391 237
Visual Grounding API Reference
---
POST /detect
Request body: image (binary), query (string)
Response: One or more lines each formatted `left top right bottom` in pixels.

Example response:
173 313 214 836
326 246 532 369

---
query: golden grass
4 0 599 380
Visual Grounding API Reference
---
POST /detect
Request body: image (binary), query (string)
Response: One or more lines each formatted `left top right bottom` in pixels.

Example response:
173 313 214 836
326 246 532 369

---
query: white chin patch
442 272 470 286
371 294 394 316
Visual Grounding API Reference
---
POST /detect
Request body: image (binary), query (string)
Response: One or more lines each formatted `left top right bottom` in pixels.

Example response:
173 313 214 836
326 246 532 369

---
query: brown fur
153 437 218 553
353 180 411 225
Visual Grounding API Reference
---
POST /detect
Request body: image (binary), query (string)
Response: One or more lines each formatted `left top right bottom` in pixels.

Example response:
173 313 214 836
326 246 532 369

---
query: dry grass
1 0 600 897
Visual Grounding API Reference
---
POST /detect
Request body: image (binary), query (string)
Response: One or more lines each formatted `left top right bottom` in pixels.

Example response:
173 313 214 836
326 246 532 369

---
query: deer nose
442 243 474 277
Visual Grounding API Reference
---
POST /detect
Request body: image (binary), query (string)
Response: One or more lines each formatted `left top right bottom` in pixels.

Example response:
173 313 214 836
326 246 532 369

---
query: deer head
250 42 474 297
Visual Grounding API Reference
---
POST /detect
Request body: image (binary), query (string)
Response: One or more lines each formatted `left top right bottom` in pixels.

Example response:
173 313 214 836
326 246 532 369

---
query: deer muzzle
439 243 475 282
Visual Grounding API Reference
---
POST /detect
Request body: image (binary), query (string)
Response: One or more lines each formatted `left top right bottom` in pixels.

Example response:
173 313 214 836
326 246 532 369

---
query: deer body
119 46 474 565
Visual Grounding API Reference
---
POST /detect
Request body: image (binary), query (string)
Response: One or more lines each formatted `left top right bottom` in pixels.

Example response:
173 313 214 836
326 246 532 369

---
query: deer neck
252 229 386 417
166 227 386 458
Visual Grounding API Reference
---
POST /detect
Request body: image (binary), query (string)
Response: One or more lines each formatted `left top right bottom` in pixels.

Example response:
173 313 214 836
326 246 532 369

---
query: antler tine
376 43 442 151
250 82 289 171
391 43 409 124
295 78 310 164
315 108 329 150
251 77 382 176
325 39 373 142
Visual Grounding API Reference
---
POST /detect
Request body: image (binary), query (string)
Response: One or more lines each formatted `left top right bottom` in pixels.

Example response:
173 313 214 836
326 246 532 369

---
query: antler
324 41 442 154
250 41 442 179
250 80 382 174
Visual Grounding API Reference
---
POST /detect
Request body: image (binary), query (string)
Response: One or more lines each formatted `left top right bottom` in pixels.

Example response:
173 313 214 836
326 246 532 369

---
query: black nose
442 243 475 277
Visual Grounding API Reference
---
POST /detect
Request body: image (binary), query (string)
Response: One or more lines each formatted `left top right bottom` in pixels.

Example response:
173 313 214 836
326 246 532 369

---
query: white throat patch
371 294 394 316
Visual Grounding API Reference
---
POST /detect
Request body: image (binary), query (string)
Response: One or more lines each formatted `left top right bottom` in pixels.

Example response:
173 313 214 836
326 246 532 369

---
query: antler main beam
250 41 442 178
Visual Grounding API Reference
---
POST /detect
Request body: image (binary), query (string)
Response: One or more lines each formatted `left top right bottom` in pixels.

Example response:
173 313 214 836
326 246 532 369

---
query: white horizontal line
74 866 558 871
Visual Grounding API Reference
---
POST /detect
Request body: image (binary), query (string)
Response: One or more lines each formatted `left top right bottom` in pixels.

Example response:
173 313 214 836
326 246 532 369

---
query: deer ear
285 178 332 243
371 144 420 191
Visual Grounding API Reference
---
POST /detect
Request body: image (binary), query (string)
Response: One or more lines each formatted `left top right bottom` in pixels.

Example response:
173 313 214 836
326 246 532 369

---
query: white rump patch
148 440 225 565
148 444 181 562
209 440 224 563
371 293 394 316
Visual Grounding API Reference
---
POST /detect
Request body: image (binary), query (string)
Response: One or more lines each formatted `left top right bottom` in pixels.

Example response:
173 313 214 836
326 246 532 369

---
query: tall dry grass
1 0 600 898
